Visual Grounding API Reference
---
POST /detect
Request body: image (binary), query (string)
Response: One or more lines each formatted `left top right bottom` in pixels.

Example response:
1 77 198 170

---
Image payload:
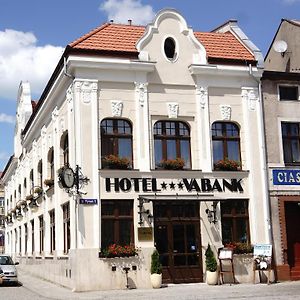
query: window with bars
39 215 44 254
49 210 55 254
101 200 134 250
221 200 250 244
153 120 191 169
281 122 300 164
212 122 241 166
100 119 133 169
62 203 70 254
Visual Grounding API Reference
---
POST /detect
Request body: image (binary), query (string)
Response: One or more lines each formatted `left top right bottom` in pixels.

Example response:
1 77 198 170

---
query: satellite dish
273 40 288 55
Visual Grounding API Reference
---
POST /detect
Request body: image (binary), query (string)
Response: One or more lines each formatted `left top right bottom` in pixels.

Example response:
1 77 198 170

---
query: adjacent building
1 9 271 290
262 19 300 281
0 172 5 254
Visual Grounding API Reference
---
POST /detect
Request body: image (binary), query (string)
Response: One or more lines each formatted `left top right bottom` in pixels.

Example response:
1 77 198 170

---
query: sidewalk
18 269 300 300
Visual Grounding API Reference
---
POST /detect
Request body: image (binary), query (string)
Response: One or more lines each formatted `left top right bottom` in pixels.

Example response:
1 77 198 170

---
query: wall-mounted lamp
16 208 23 221
29 199 39 213
205 201 218 224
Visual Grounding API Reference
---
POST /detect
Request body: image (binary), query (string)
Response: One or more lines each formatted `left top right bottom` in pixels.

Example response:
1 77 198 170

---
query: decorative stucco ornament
196 86 208 109
220 105 232 120
167 102 179 118
77 81 98 104
66 85 73 103
242 88 258 111
135 82 148 107
51 107 59 122
111 101 123 117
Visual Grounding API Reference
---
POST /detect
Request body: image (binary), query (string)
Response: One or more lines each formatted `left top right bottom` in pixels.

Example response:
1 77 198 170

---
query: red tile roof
69 23 255 62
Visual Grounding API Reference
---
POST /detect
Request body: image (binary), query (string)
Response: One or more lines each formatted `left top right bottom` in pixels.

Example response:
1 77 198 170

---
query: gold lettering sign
138 227 153 241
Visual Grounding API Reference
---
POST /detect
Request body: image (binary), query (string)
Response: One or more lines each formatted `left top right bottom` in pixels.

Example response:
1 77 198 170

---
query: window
101 200 134 250
279 85 299 101
39 215 44 254
49 210 55 254
282 122 300 164
100 119 133 169
154 121 191 169
61 133 69 165
164 37 176 61
62 203 70 254
31 220 34 254
29 169 34 190
19 226 21 254
48 148 54 180
24 224 28 254
212 122 241 166
221 200 250 244
37 160 43 187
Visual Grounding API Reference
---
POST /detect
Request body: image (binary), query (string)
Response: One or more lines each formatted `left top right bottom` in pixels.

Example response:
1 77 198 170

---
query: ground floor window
221 199 250 244
101 200 134 250
62 202 70 254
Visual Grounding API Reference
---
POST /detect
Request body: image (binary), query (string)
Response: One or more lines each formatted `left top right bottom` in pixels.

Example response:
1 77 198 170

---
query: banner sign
272 169 300 185
105 177 243 193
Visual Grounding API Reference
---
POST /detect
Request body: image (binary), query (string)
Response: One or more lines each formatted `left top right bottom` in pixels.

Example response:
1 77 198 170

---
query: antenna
273 40 288 57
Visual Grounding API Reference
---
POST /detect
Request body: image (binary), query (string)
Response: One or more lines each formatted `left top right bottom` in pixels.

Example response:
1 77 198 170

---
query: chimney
128 19 132 26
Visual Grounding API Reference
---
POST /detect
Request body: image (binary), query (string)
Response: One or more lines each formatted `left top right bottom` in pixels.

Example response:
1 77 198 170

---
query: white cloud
0 113 15 124
0 29 64 99
99 0 155 25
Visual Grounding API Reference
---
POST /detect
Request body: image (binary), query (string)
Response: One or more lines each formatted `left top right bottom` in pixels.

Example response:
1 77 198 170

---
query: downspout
249 64 273 244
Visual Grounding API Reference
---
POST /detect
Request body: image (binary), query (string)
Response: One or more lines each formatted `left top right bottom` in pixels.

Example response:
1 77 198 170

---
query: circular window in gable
164 37 177 61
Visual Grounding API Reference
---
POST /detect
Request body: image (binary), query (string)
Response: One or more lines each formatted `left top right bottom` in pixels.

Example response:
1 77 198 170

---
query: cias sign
105 177 243 193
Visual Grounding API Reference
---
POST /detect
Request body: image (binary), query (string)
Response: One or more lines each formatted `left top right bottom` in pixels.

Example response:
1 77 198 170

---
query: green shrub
205 244 217 272
151 249 162 274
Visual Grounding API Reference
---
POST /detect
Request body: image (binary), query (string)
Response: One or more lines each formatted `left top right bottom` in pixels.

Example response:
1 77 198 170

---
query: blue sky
1 0 300 170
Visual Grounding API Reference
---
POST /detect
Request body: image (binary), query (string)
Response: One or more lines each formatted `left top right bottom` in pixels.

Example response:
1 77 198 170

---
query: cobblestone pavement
2 269 300 300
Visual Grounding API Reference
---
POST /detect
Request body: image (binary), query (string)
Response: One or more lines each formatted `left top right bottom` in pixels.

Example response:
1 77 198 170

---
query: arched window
48 148 54 179
61 132 69 165
37 160 43 187
100 119 133 169
212 122 241 169
154 121 191 169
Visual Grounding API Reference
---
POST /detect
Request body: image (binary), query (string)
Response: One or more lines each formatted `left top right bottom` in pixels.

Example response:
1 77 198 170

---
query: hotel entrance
153 200 203 283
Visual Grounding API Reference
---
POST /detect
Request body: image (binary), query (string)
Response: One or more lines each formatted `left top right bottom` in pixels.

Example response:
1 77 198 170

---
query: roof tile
69 23 255 62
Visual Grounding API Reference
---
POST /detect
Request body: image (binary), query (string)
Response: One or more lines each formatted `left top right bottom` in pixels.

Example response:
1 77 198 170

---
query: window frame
62 202 70 254
39 215 44 254
281 122 300 165
100 118 133 169
49 210 55 254
221 200 250 244
212 122 241 166
101 200 134 250
153 120 191 169
278 84 299 101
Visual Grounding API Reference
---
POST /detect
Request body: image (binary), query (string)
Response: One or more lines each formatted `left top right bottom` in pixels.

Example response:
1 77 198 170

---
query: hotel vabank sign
105 177 244 193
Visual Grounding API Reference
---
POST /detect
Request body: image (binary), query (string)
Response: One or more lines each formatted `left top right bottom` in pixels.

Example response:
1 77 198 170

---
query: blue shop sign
273 169 300 185
79 199 98 205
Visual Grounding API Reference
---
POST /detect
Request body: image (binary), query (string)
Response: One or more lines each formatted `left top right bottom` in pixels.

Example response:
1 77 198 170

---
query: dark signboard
273 169 300 185
79 199 98 205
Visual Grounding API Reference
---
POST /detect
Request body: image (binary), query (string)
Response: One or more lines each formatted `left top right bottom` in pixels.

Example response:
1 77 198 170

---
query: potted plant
26 194 33 201
99 244 137 258
150 249 162 288
214 158 241 171
102 154 131 170
205 244 218 285
158 158 185 170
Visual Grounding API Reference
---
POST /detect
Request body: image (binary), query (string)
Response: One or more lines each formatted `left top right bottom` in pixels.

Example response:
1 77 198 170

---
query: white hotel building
1 9 271 291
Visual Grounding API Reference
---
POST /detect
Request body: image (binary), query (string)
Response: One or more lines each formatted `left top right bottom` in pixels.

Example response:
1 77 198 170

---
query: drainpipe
249 65 273 244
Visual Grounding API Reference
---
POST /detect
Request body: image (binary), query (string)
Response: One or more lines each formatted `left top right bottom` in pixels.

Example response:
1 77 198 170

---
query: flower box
214 159 241 171
26 194 34 201
158 158 185 170
224 242 253 254
102 155 132 170
99 244 137 258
